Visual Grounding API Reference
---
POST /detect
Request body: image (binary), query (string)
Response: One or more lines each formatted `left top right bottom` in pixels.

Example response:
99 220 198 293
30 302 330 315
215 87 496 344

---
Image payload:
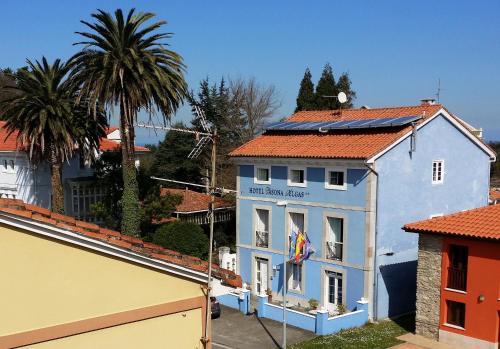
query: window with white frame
325 217 344 261
71 183 105 222
288 262 302 292
288 167 306 187
289 212 305 236
432 160 444 184
254 166 271 184
255 208 270 248
326 271 343 305
325 168 347 190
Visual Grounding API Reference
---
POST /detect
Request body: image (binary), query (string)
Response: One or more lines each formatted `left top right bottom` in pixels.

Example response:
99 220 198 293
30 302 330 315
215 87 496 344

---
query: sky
1 0 499 144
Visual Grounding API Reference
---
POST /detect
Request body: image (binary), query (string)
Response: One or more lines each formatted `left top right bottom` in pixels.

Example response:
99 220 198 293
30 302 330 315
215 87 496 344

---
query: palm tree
69 8 187 236
0 57 107 213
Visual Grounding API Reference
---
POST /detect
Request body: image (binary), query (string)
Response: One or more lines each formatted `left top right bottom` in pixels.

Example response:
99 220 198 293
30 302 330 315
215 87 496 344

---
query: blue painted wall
237 163 369 311
374 114 491 318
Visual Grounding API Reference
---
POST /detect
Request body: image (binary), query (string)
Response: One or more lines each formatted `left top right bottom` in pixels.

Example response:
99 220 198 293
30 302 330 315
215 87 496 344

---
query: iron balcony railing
256 230 269 248
447 267 467 291
326 241 343 261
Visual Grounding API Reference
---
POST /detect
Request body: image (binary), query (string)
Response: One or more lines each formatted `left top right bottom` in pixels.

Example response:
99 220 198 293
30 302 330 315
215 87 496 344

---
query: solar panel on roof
264 116 422 132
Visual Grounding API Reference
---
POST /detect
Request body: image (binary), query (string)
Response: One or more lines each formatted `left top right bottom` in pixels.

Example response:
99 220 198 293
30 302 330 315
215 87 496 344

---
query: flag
289 230 298 260
295 232 305 263
301 233 314 262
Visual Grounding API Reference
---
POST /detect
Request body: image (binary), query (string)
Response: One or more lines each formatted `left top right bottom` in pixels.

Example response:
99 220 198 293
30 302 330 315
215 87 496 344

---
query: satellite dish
338 92 347 104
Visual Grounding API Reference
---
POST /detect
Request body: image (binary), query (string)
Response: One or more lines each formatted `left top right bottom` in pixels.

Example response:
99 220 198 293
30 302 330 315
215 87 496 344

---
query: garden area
290 314 414 349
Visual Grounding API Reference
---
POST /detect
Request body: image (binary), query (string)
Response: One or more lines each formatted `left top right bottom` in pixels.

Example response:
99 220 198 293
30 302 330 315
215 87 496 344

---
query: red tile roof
0 198 242 287
0 121 149 153
403 204 500 241
160 188 235 213
230 104 443 159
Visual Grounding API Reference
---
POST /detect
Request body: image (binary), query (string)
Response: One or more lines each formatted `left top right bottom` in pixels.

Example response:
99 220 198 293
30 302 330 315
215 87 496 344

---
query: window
2 159 7 172
288 262 302 292
327 271 343 305
9 160 14 171
289 212 305 235
432 160 444 184
255 209 270 248
288 167 306 187
325 168 347 190
254 166 271 184
71 183 105 222
447 245 468 291
326 217 344 261
446 301 465 328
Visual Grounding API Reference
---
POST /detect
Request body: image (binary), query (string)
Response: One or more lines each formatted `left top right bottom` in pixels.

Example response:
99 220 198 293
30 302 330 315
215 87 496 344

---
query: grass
290 314 414 349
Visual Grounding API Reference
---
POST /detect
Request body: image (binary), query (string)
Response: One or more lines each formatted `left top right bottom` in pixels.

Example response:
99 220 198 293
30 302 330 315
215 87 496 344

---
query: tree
0 58 106 213
0 68 18 107
336 73 356 109
230 77 281 140
150 123 202 185
153 221 209 259
70 9 187 236
295 68 315 112
315 63 338 110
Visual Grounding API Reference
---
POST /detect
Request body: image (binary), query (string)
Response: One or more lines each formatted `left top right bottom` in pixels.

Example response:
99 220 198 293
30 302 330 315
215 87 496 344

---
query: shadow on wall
380 260 417 318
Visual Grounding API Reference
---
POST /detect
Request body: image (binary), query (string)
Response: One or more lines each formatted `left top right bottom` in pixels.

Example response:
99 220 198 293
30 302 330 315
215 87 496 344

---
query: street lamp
276 200 288 349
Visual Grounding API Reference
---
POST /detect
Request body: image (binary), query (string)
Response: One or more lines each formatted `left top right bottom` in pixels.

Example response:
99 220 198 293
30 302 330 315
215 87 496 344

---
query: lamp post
276 200 288 349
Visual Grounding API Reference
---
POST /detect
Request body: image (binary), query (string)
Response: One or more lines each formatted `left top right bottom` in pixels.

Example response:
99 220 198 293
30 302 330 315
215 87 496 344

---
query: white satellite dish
338 92 347 104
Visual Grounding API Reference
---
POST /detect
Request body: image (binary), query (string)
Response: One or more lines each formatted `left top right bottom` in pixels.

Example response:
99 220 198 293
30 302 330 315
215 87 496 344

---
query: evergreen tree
315 63 338 110
336 73 356 109
295 68 315 112
150 122 202 185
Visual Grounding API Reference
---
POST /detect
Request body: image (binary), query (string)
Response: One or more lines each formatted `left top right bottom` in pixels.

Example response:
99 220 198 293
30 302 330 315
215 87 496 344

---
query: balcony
326 241 343 261
256 230 269 248
447 267 467 291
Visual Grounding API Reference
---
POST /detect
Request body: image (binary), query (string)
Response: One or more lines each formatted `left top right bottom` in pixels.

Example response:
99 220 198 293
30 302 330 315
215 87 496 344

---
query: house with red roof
0 198 241 348
403 204 500 349
229 100 496 320
160 188 235 225
0 122 149 221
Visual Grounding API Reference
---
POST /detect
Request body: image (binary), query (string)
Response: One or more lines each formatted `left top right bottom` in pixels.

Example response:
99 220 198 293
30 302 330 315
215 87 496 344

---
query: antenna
322 91 348 104
435 78 443 103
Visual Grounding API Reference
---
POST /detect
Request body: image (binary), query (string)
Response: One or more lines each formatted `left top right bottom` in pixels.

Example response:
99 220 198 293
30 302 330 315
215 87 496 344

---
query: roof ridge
0 198 241 287
291 104 443 115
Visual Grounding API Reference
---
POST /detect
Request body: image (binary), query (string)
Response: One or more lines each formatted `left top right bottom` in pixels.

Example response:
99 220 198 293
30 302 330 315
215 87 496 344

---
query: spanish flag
295 231 306 263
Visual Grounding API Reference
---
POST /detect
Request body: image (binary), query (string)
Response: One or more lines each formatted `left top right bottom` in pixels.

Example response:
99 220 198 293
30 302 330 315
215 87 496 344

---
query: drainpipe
364 162 379 320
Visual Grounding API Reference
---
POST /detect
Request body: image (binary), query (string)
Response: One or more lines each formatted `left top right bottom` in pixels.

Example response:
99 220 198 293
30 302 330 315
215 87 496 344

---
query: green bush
153 221 209 259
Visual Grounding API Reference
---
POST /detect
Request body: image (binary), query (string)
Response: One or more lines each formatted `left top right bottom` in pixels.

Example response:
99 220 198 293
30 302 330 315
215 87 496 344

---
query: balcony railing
326 241 343 261
256 230 269 248
447 267 467 291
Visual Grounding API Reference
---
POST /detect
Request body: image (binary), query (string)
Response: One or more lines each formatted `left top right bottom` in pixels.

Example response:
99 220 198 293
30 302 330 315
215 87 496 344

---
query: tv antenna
322 91 348 117
435 78 443 103
136 105 217 345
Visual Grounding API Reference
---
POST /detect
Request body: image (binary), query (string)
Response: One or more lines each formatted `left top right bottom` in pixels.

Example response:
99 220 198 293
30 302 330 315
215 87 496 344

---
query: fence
218 291 368 335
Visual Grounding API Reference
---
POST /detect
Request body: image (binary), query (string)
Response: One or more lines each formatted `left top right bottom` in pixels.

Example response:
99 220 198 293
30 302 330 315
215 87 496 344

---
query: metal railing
326 241 343 261
256 230 269 248
447 267 467 291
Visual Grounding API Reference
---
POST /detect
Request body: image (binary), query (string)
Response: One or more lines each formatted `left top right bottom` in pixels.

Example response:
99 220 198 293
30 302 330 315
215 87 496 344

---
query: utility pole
204 127 217 346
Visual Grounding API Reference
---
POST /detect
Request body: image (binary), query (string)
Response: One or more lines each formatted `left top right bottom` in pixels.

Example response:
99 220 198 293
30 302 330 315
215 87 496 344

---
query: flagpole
276 200 287 349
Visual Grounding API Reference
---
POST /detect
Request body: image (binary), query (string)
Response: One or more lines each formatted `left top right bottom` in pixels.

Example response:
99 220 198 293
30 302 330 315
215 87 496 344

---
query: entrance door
255 258 269 295
325 271 343 312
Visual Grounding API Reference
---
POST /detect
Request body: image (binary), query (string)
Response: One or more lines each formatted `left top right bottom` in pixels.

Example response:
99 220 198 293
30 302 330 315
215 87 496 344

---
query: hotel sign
248 186 310 199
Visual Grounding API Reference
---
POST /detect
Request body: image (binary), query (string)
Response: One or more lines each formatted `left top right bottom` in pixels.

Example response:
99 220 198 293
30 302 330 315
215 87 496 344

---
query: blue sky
1 1 499 144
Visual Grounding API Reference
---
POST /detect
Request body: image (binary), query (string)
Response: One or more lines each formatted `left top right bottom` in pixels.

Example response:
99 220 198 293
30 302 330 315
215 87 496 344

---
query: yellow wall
0 224 204 337
22 309 203 349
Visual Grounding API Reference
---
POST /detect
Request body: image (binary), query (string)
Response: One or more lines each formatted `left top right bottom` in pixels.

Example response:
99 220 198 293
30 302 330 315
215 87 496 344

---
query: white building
0 122 149 221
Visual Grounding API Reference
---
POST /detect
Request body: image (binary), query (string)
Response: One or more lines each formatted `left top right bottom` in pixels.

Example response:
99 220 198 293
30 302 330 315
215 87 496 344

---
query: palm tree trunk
119 96 140 236
50 147 65 214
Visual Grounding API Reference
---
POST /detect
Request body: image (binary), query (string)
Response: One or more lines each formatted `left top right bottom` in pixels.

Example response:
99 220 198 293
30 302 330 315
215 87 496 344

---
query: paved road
212 305 315 349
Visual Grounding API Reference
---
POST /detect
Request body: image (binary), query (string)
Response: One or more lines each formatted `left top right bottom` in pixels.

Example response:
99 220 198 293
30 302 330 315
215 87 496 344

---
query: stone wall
415 234 443 339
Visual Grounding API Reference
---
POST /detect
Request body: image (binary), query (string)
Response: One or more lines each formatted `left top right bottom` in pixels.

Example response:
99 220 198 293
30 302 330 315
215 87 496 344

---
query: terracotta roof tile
160 188 234 213
0 198 241 287
403 204 500 240
0 121 149 153
230 104 443 159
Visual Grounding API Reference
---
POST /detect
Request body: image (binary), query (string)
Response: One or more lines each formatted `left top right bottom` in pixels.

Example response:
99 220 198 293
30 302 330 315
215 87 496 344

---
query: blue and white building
229 101 496 319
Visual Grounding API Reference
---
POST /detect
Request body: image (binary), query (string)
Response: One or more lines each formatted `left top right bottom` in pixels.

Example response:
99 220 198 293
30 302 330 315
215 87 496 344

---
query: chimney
420 98 437 106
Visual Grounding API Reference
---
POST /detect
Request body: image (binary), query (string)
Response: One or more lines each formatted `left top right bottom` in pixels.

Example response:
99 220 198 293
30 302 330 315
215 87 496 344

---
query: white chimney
420 98 437 106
